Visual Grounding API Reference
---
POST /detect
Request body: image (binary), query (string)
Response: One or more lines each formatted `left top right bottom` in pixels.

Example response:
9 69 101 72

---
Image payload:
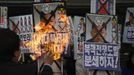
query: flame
25 18 70 60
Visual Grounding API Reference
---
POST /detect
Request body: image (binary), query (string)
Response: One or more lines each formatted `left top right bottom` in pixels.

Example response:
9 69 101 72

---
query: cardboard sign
73 16 86 59
86 13 119 44
90 0 116 15
0 6 7 28
9 15 34 53
33 2 72 59
84 42 120 71
123 8 134 43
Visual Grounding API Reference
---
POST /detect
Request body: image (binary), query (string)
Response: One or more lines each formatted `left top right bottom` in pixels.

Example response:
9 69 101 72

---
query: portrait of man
73 16 86 59
123 8 134 43
76 17 86 35
56 7 69 32
126 10 134 26
34 3 60 32
90 0 116 15
78 17 86 41
125 8 134 26
83 14 118 75
86 17 108 43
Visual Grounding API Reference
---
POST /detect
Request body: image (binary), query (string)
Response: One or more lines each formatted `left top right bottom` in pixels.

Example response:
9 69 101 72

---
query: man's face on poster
91 23 107 42
80 18 84 25
130 17 134 25
128 12 134 25
44 13 55 26
58 10 67 24
79 18 85 32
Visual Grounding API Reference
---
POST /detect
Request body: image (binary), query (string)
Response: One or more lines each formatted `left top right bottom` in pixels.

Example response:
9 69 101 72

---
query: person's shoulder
0 61 37 75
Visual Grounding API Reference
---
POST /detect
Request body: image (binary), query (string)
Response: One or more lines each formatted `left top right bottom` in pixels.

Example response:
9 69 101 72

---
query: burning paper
26 2 71 60
25 21 70 60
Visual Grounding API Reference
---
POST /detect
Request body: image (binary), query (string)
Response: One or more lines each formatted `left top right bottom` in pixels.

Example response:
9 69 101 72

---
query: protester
121 51 134 75
0 28 53 75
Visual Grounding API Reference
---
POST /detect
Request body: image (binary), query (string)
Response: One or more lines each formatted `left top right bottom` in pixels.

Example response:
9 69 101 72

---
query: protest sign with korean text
84 42 120 70
9 14 34 53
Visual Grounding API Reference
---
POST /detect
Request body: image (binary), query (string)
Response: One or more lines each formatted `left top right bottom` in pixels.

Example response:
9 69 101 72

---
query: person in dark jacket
0 28 53 75
121 51 134 75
